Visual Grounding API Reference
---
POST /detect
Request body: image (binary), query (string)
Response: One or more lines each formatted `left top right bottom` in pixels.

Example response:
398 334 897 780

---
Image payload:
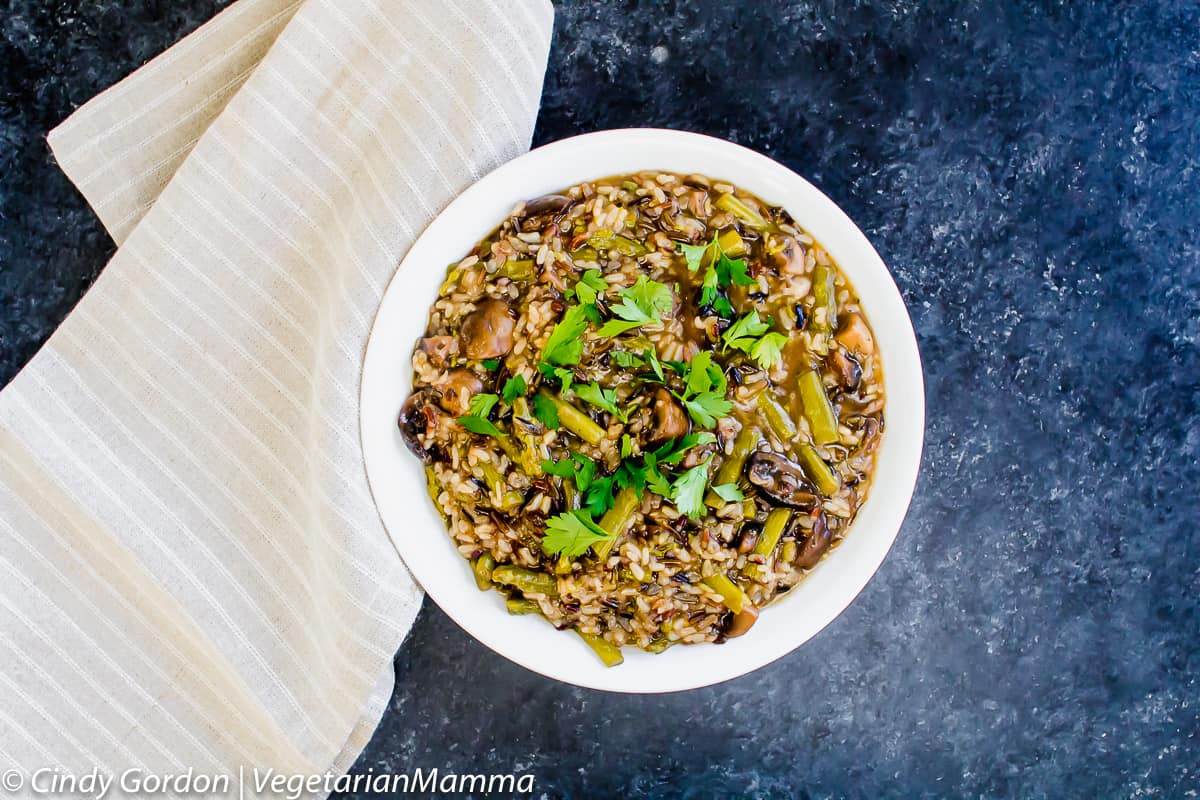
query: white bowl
361 129 924 693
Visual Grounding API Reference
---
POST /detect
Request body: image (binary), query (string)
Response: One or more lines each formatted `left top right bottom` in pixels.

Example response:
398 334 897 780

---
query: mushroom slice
794 511 832 569
460 299 515 360
649 388 690 444
418 335 458 367
722 605 759 638
826 349 862 392
398 391 437 464
746 451 820 509
436 369 483 416
835 312 875 356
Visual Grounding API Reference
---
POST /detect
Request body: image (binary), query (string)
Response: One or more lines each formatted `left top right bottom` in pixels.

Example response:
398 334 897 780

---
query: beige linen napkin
0 0 553 791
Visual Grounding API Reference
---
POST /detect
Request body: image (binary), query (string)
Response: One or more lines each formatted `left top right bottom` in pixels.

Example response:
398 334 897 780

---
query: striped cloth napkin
0 0 552 789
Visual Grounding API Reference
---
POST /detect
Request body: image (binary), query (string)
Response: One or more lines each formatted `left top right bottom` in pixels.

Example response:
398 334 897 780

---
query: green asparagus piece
702 573 751 614
706 425 761 507
505 598 540 615
438 264 463 296
424 467 447 521
576 630 624 667
754 509 792 559
715 193 770 230
497 258 534 280
811 261 837 336
798 370 839 446
593 487 640 560
510 397 547 475
587 230 648 257
491 566 559 597
538 390 605 445
570 245 599 262
780 540 798 565
472 553 496 591
478 461 523 511
717 227 748 257
644 637 672 654
756 391 798 445
797 442 840 495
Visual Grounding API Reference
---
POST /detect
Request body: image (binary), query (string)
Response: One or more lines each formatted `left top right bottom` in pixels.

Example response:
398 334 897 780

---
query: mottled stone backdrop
2 1 1197 797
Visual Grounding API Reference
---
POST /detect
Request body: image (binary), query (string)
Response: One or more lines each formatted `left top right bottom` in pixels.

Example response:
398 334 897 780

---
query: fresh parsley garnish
537 361 577 394
671 456 712 519
481 358 500 371
679 239 712 273
597 276 674 337
712 483 745 502
542 304 591 366
456 392 505 437
749 332 788 370
572 269 608 305
501 375 527 404
574 381 627 422
723 311 789 370
674 351 733 429
531 392 560 429
679 234 753 319
541 510 616 558
723 310 771 350
543 453 618 518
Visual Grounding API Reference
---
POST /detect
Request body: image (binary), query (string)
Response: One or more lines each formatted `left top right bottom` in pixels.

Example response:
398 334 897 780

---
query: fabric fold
2 0 554 789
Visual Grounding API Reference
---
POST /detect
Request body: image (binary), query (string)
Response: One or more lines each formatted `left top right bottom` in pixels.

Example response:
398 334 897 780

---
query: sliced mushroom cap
460 299 515 360
770 236 806 274
436 369 483 416
746 451 820 509
649 388 690 443
827 349 862 392
418 335 458 367
735 524 761 555
794 511 832 569
723 605 759 638
835 312 875 356
398 391 437 464
519 194 573 231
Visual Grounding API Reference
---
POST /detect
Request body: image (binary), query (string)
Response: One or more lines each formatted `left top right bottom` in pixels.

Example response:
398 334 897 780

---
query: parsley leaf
599 276 674 338
540 457 576 479
642 348 665 381
653 432 717 466
542 305 591 366
671 456 712 519
749 331 788 370
672 352 733 429
723 311 772 352
501 375 527 404
716 251 756 287
712 483 745 502
680 393 733 429
583 474 616 517
575 381 626 421
467 393 499 418
457 416 505 437
457 392 505 437
480 358 500 371
538 361 576 394
541 510 616 558
573 269 608 305
678 236 715 273
531 392 561 429
644 455 674 498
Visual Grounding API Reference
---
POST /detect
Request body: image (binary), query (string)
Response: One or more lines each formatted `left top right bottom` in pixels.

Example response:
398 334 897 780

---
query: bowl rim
360 128 924 693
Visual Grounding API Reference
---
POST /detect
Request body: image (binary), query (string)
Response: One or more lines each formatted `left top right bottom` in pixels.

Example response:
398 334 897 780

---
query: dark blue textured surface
2 1 1198 797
